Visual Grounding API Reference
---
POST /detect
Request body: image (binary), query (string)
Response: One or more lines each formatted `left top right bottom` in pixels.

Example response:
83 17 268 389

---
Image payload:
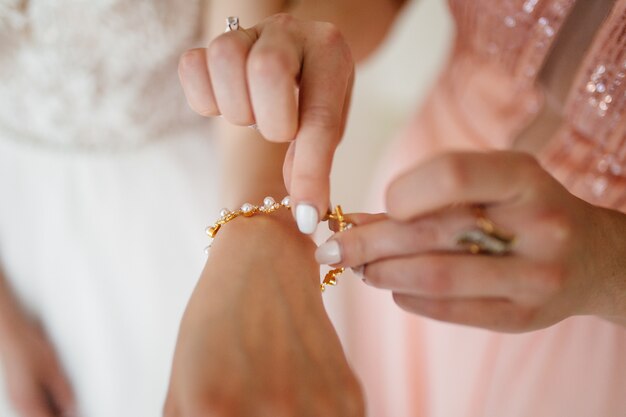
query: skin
1 1 404 415
181 0 626 334
321 151 626 331
314 0 626 330
164 213 364 417
166 1 408 415
0 274 75 417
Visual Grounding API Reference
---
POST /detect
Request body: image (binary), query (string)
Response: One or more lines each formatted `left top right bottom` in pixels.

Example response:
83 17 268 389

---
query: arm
165 3 386 415
0 271 75 417
181 0 408 236
288 0 409 62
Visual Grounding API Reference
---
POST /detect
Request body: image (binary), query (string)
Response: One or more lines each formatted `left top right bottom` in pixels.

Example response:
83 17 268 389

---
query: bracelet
205 196 352 292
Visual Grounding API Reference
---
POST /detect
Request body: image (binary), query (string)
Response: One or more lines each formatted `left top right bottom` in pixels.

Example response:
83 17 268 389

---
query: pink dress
347 1 626 416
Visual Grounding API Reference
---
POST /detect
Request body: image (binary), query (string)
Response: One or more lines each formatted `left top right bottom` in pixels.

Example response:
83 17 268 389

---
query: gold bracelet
320 205 352 292
205 196 352 292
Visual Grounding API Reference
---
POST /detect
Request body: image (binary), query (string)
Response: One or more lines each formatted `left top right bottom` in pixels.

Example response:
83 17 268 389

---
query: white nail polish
315 240 342 265
296 204 319 234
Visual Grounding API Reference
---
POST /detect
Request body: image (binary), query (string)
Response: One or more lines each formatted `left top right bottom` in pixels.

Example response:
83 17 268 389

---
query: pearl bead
219 208 230 218
281 196 291 208
263 196 275 208
241 203 254 216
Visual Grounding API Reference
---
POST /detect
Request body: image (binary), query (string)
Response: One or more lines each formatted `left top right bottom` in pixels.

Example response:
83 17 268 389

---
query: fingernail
296 204 319 234
315 240 342 265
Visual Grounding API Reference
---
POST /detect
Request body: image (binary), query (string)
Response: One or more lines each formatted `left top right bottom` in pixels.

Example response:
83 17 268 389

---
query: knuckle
317 23 353 66
248 47 295 79
437 154 469 195
208 35 246 65
301 105 341 135
408 219 440 249
536 209 573 246
178 49 203 72
318 22 345 47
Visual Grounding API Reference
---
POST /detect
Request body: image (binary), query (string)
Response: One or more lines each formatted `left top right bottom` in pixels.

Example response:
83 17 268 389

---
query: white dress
0 1 221 416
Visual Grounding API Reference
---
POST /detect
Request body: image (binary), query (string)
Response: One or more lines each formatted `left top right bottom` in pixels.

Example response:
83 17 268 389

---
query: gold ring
456 206 516 255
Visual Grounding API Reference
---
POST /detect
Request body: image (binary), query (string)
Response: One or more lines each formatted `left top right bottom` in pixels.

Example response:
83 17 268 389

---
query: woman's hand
315 151 626 332
178 14 355 234
0 305 76 417
164 214 364 417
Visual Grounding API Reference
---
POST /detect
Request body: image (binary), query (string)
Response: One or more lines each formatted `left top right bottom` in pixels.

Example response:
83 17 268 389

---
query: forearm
217 122 289 208
289 0 409 62
209 0 407 62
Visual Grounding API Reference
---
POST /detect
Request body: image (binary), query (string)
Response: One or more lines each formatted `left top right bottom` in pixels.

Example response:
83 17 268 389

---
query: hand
164 214 364 417
0 305 76 417
315 151 626 332
178 14 355 233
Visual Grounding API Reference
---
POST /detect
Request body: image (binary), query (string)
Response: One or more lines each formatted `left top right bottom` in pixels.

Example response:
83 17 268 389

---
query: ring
225 16 240 32
456 206 516 256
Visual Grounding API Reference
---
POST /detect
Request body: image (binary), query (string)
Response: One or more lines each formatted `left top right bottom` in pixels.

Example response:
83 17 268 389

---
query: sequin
446 0 626 210
523 0 539 14
504 16 517 28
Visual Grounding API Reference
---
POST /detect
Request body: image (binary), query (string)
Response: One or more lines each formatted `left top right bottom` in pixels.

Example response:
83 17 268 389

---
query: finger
343 212 387 226
315 208 476 267
386 151 544 221
291 24 354 234
247 16 302 142
46 367 76 416
10 387 55 417
207 28 259 125
178 48 219 116
283 140 296 192
364 254 535 299
328 213 388 232
392 294 531 332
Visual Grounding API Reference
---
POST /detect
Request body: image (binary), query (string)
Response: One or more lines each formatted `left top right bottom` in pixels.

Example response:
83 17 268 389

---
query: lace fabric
0 0 206 151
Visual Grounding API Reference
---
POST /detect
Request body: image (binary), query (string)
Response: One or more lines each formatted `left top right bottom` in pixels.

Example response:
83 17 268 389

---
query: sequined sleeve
539 1 626 211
